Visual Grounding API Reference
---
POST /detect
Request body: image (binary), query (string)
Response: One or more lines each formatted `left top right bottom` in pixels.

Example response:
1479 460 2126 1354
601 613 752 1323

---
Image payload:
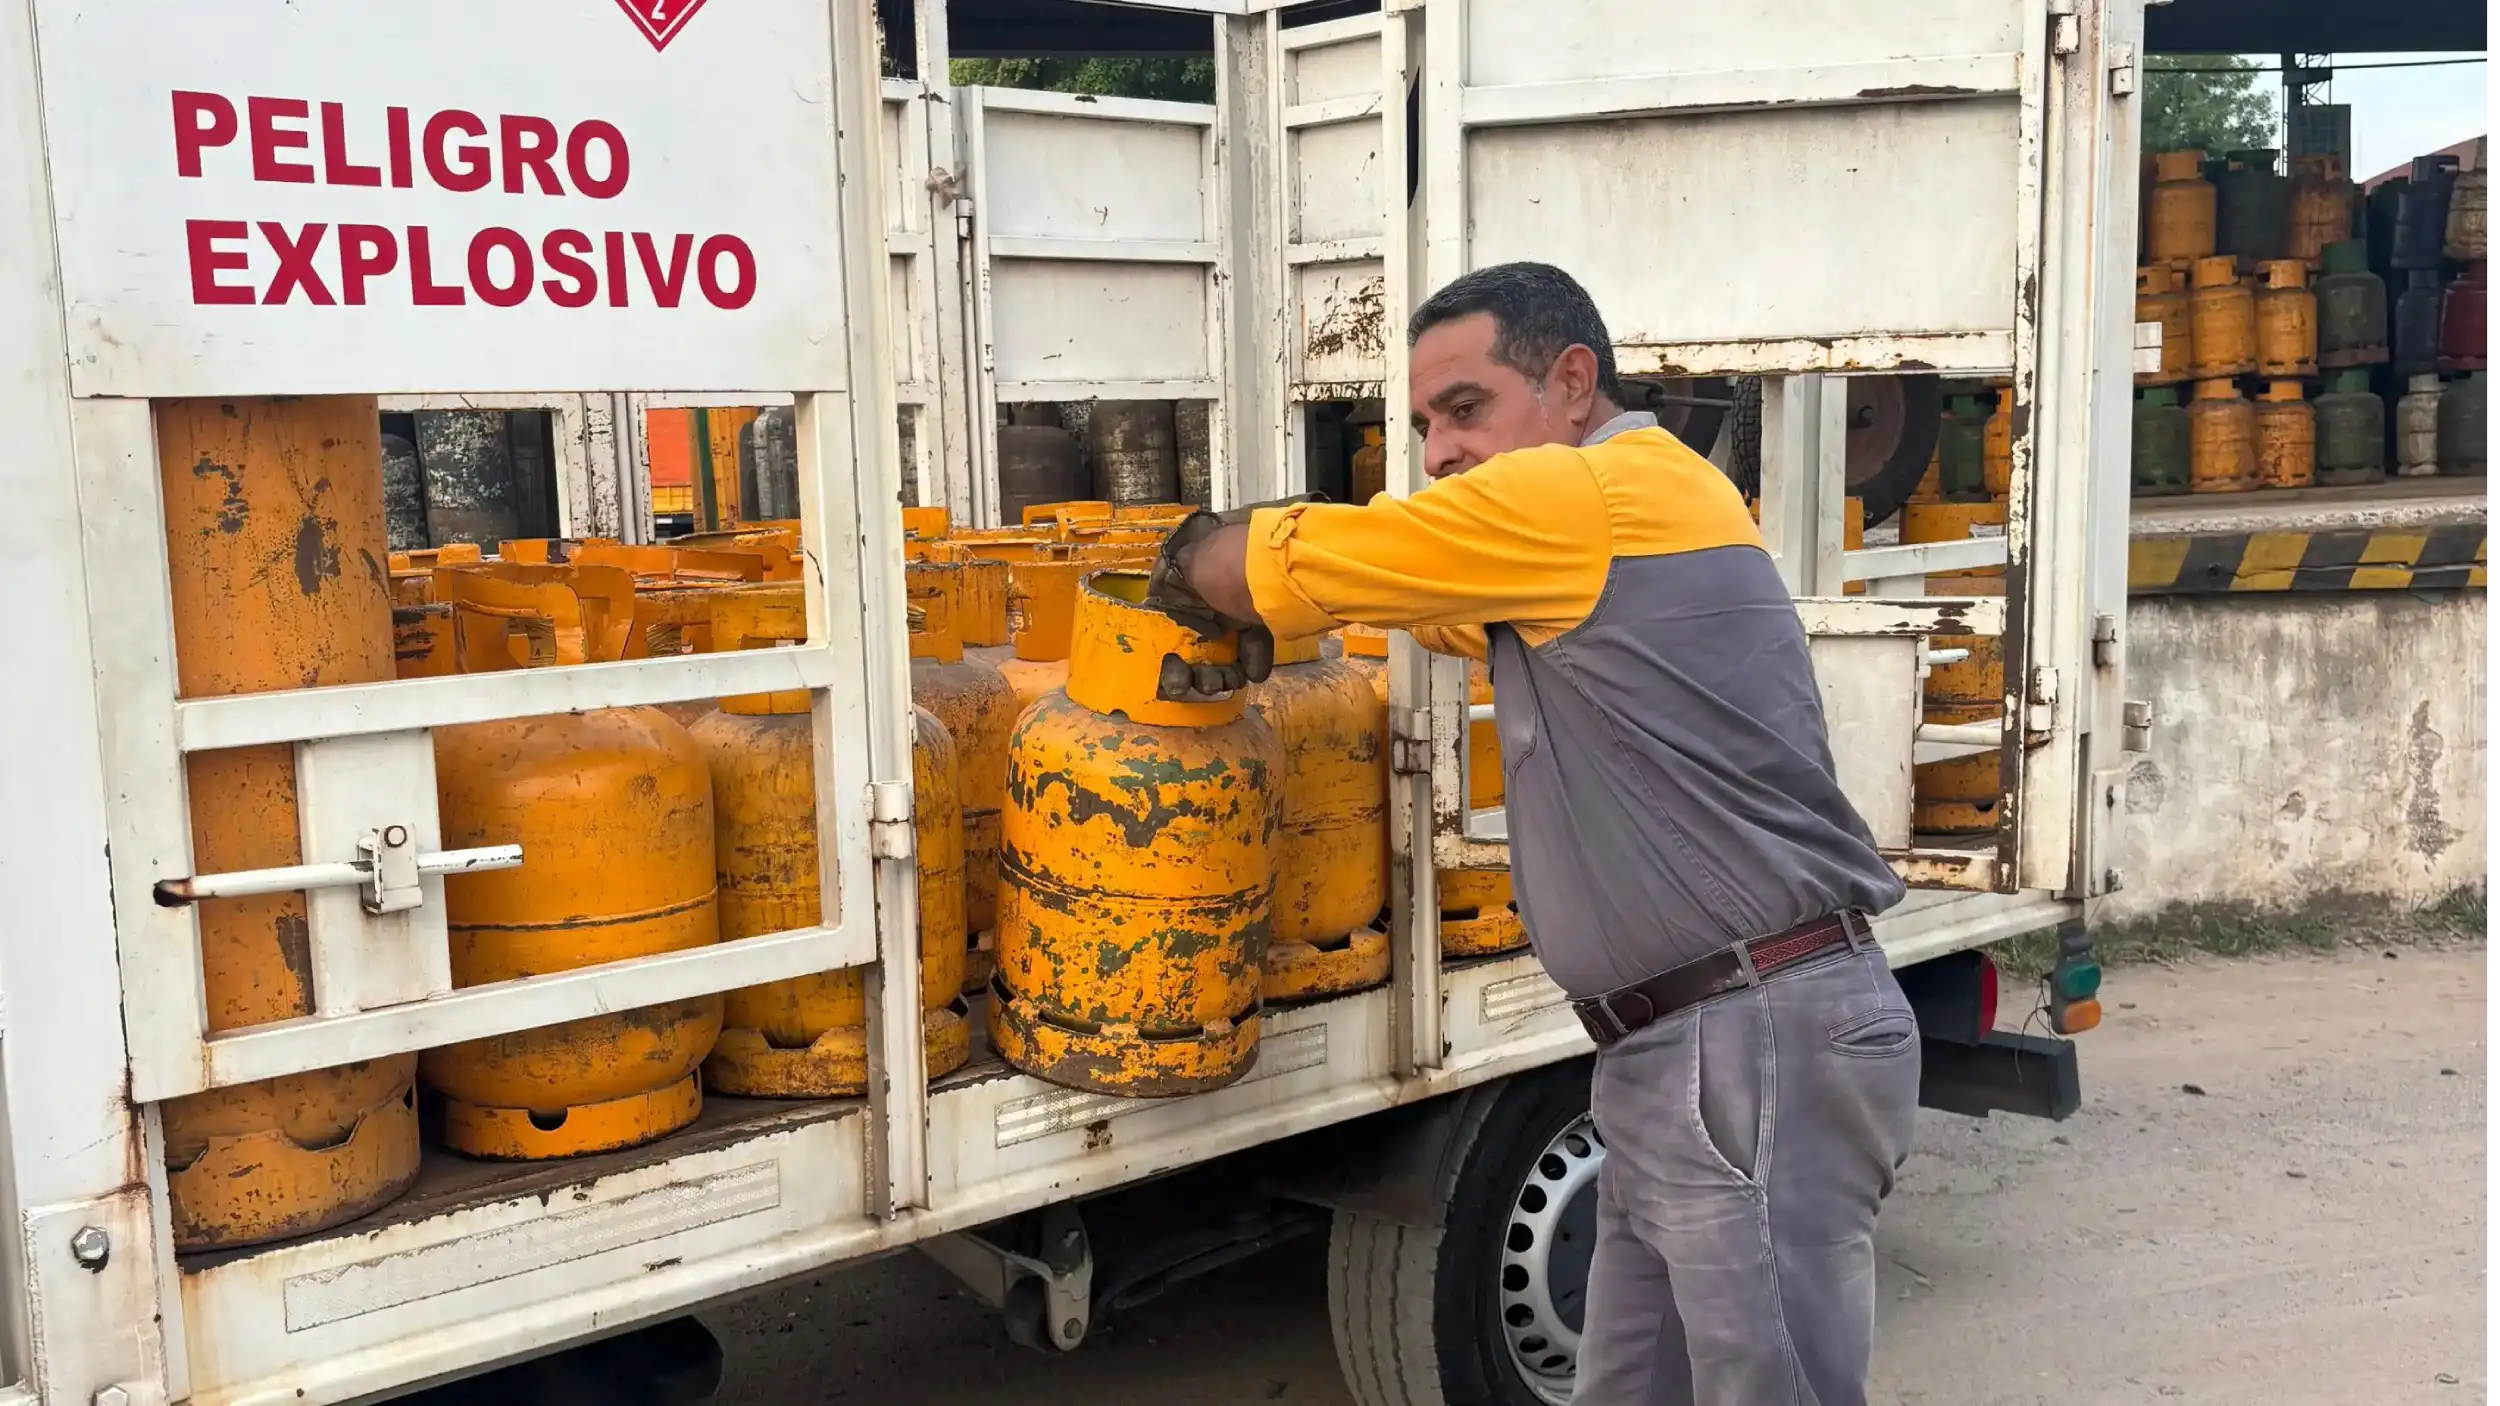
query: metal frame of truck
0 1 2142 1402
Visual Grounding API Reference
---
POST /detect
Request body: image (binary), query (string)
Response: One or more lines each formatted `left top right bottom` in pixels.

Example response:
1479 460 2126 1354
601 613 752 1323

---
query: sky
2226 52 2488 179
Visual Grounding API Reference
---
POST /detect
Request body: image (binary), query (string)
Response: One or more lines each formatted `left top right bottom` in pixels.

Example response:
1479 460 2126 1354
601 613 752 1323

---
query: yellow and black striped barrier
2130 523 2487 595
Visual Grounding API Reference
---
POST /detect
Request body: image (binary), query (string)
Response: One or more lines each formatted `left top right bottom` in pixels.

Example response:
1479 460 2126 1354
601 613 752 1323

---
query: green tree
950 56 1216 104
2142 54 2278 158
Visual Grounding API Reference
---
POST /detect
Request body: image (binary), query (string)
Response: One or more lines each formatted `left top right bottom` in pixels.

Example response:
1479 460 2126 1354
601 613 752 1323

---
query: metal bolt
1062 1318 1081 1342
383 823 409 846
95 1387 131 1406
2103 868 2126 893
69 1225 110 1270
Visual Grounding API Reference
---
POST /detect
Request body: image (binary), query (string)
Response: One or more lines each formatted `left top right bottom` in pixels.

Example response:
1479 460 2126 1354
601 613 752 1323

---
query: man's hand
1141 496 1322 696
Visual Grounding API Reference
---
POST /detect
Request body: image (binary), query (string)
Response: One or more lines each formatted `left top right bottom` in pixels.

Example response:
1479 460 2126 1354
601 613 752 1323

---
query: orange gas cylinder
1112 503 1195 525
1248 633 1390 1001
2188 379 2258 494
906 563 1019 953
1023 500 1113 529
991 573 1282 1095
156 397 420 1251
390 563 456 679
2189 256 2257 379
902 506 953 540
2136 264 2194 385
1000 558 1088 713
958 558 1012 649
1913 703 2003 835
2254 381 2316 490
1338 627 1526 958
2147 150 2218 262
691 585 969 1096
423 568 722 1158
1982 390 2014 499
2255 259 2318 376
496 538 583 565
2287 155 2355 267
946 527 1060 563
1899 499 2007 588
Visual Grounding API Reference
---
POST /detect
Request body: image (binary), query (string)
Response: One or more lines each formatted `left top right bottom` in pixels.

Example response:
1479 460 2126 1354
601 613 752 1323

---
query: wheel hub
1496 1114 1604 1405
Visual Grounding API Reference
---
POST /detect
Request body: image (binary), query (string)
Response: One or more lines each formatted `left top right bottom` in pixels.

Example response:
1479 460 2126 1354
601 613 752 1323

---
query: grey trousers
1574 947 1921 1406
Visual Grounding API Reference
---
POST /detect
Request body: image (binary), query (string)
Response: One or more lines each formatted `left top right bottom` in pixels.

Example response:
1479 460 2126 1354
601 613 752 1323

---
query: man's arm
1177 443 1614 645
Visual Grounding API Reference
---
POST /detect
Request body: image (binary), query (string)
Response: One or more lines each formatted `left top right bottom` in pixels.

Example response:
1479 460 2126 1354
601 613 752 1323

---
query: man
1148 262 1922 1405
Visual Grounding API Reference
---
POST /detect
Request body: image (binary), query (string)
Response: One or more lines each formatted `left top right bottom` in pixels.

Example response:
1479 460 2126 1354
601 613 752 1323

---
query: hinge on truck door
868 780 916 860
1388 707 1433 776
2046 0 2081 56
2026 666 2059 739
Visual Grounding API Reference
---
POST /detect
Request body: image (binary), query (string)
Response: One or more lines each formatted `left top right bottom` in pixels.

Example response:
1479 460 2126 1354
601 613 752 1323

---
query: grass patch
1990 886 2488 976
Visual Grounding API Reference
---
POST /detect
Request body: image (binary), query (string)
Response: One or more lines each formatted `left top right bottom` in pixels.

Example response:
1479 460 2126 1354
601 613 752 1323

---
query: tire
1328 1066 1602 1406
1847 373 1942 529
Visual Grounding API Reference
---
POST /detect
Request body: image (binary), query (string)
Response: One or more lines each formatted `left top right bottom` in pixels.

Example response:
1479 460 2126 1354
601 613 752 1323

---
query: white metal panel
980 112 1211 243
1463 0 2023 87
1808 637 1919 849
1276 13 1392 419
988 262 1216 385
1292 261 1390 396
33 0 852 396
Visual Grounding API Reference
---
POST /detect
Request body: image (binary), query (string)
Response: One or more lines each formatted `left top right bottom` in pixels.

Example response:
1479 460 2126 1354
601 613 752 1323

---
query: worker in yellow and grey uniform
1147 263 1920 1406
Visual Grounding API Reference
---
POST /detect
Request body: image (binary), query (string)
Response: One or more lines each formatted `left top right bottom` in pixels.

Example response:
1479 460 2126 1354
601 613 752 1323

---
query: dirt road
706 947 2486 1405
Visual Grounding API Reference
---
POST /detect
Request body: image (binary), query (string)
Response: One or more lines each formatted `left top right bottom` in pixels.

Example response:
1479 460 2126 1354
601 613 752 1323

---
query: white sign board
33 0 851 396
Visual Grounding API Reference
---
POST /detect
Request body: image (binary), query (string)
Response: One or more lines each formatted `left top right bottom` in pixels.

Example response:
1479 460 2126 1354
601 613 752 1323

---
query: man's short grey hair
1407 261 1624 407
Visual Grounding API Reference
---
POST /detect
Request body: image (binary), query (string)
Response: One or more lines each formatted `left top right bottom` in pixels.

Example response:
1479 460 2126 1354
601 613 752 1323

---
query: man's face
1407 312 1596 479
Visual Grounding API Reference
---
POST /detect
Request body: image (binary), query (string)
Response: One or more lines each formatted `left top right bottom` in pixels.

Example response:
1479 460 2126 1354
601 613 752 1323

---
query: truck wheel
1327 1070 1603 1406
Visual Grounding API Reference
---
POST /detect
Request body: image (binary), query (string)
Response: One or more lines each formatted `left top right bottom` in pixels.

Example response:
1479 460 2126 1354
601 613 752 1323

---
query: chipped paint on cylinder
2188 256 2258 380
1914 702 2004 834
1339 626 1529 959
1901 500 2007 582
2189 378 2259 494
422 571 722 1159
2254 381 2316 490
2256 259 2318 376
2147 150 2217 263
692 585 968 1096
1248 634 1390 1001
990 572 1281 1095
155 396 422 1251
906 564 1019 946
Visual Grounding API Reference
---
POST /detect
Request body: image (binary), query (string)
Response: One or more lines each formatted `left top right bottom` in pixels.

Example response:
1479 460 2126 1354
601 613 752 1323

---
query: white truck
0 1 2142 1402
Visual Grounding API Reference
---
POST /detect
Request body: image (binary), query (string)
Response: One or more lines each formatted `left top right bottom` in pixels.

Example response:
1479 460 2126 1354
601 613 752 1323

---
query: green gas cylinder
2131 388 2191 497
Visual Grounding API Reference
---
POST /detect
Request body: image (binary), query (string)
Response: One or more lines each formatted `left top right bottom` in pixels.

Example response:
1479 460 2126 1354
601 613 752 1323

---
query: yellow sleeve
1407 625 1489 661
1241 444 1611 642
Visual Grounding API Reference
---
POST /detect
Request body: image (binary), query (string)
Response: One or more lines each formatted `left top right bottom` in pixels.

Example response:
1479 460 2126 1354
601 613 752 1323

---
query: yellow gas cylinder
1899 499 2007 589
906 562 1019 967
1339 627 1526 958
946 527 1059 563
2147 150 2218 262
1248 633 1390 1001
954 556 1013 650
691 586 969 1096
902 506 953 540
1908 444 1941 505
2255 259 2318 377
2188 255 2257 378
390 563 456 679
156 397 420 1251
1982 390 2014 499
1024 500 1114 529
1000 558 1088 713
423 569 723 1158
1351 424 1388 502
2252 380 2316 491
1112 503 1196 526
2136 264 2194 385
992 572 1283 1095
2188 378 2258 494
1912 704 2003 834
497 538 583 565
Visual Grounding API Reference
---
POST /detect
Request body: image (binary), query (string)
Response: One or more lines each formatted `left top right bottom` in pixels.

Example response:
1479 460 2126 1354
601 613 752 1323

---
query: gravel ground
706 946 2487 1406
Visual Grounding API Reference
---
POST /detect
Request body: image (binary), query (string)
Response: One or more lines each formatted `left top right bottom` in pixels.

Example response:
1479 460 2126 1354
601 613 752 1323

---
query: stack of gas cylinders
2133 142 2485 494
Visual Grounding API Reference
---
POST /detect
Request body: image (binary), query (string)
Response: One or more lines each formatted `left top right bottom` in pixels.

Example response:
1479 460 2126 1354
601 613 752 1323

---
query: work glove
1142 495 1324 698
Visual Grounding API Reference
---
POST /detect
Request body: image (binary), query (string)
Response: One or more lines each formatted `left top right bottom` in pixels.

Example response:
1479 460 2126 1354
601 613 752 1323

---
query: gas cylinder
1913 704 2002 835
391 562 456 678
1175 399 1215 507
1086 401 1181 505
2394 270 2445 375
2188 379 2257 494
2441 262 2487 371
2214 150 2288 261
2252 381 2315 490
2316 241 2390 368
907 564 1018 962
2392 156 2459 271
2315 370 2388 486
2287 155 2355 266
2132 387 2192 496
1351 423 1388 502
1338 627 1526 957
1249 634 1390 1001
1899 500 2006 584
999 557 1087 713
2147 151 2218 263
691 585 968 1096
2188 256 2256 379
1981 390 2013 499
1936 395 1989 499
991 572 1283 1095
2136 265 2193 386
156 397 420 1250
2446 147 2487 262
1923 627 2002 714
2438 370 2486 476
1909 444 1942 505
2396 374 2444 477
425 569 722 1159
1023 500 1113 529
997 425 1086 526
959 557 1012 650
1111 503 1194 526
2255 260 2317 376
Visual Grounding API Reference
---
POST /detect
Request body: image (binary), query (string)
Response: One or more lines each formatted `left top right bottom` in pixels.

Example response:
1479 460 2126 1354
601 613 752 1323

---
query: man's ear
1550 343 1601 418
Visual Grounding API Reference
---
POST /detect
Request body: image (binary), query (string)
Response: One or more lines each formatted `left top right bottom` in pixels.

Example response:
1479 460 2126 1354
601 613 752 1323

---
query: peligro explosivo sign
34 0 850 396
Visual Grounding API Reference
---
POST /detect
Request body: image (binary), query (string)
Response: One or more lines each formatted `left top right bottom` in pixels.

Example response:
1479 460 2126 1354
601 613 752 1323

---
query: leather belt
1572 911 1870 1049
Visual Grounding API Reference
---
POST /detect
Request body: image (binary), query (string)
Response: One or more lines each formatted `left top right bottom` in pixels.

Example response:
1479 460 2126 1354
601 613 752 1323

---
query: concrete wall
2105 593 2486 922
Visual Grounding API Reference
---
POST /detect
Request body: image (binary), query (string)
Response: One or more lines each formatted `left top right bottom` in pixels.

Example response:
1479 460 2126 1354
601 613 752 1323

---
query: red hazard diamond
613 0 710 52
